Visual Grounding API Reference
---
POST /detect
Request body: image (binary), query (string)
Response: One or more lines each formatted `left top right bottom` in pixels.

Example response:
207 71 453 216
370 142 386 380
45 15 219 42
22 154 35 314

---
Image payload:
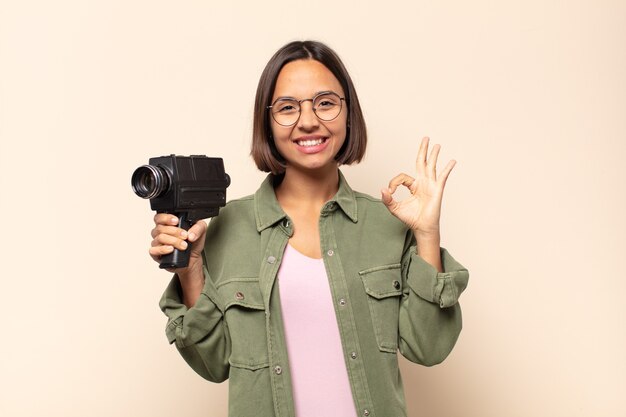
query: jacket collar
254 170 358 232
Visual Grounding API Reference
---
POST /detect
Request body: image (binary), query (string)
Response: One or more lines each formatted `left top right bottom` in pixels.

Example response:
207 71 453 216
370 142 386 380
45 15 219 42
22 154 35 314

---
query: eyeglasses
267 91 345 126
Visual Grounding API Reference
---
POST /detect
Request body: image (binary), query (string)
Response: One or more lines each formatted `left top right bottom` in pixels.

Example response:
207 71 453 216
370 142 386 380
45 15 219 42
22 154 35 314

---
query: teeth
297 138 324 147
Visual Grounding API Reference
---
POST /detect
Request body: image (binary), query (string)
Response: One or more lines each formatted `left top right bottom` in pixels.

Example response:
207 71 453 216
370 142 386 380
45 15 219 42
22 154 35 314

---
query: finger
187 220 208 243
150 252 161 264
380 188 398 211
149 244 174 258
387 173 415 194
154 213 179 226
152 233 188 251
438 159 457 188
415 137 430 175
427 144 441 180
151 224 188 240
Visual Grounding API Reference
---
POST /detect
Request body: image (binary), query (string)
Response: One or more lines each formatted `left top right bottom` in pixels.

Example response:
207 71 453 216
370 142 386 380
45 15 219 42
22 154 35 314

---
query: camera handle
159 212 194 269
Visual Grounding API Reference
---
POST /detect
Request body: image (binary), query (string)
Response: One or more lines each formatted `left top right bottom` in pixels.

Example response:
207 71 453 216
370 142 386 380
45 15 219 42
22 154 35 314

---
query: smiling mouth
295 137 327 147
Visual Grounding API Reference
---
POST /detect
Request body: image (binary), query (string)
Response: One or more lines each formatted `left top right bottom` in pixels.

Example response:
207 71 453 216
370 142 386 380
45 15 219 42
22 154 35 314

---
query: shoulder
206 194 256 237
203 193 265 280
352 190 408 235
204 193 261 263
221 194 255 215
353 190 389 216
353 190 383 205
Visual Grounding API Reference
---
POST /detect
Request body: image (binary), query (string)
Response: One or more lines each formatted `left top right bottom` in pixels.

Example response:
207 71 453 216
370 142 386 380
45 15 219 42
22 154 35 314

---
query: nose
297 99 319 131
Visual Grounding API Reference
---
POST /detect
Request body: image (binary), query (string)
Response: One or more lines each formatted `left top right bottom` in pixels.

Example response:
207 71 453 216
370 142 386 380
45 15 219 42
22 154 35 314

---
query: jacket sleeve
398 239 469 366
159 265 231 382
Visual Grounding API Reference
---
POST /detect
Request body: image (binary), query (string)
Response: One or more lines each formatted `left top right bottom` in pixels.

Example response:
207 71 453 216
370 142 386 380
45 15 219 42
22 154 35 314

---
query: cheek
270 125 295 153
269 121 285 140
338 111 348 134
332 118 348 140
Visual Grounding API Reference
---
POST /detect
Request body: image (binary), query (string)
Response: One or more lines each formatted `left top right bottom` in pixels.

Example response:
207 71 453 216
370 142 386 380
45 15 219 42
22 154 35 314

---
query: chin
297 161 338 173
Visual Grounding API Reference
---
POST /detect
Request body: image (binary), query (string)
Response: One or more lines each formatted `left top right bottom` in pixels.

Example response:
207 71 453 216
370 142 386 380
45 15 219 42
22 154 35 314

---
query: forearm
159 270 230 382
399 245 469 364
177 260 205 308
414 231 443 273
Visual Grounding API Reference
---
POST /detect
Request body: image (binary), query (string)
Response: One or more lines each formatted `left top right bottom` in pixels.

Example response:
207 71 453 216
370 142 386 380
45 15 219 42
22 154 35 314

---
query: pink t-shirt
277 244 358 417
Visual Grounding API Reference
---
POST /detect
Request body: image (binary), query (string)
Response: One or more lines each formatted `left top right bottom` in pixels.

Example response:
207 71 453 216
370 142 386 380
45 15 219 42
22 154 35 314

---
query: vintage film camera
131 155 230 269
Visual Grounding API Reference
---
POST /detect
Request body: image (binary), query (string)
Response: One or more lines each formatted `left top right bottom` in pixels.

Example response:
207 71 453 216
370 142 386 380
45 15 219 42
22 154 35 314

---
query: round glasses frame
267 91 346 127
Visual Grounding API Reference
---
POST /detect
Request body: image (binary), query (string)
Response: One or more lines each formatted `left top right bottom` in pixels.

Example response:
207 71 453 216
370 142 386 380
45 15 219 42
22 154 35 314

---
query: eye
277 104 294 112
314 94 340 109
274 100 299 113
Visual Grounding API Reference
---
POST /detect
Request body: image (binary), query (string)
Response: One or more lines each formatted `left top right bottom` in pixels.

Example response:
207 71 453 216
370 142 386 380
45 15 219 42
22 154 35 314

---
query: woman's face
270 59 347 174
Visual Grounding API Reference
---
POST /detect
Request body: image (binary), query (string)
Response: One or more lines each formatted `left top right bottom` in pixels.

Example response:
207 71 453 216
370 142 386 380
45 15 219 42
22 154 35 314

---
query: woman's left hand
381 137 456 239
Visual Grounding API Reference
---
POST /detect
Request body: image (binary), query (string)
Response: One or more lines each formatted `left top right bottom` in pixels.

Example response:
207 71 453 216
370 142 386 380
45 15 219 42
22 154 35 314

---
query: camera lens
131 165 170 199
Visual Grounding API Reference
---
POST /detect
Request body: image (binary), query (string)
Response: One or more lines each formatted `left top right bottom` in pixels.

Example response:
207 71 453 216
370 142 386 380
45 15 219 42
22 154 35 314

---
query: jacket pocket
216 278 269 370
359 264 403 353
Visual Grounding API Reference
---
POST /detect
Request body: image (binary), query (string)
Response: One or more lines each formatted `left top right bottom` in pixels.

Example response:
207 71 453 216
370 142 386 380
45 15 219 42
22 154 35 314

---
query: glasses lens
271 99 300 126
313 93 342 121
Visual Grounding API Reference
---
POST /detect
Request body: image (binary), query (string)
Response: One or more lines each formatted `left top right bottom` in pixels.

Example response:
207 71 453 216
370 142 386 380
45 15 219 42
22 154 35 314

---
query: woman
152 41 469 417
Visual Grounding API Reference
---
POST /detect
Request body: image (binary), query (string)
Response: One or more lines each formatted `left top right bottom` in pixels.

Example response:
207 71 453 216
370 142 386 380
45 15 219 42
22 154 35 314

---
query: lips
296 138 326 147
294 135 328 146
292 135 330 154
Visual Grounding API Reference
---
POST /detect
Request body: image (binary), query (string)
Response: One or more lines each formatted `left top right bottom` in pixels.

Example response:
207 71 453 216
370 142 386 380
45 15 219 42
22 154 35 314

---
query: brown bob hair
251 40 367 174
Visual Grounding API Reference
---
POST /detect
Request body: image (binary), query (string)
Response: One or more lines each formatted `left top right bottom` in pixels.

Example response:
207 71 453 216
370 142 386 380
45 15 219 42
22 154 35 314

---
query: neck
275 165 340 208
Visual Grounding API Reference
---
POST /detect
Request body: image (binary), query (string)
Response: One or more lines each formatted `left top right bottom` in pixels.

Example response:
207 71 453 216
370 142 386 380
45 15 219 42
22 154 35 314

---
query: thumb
187 220 208 245
381 188 396 209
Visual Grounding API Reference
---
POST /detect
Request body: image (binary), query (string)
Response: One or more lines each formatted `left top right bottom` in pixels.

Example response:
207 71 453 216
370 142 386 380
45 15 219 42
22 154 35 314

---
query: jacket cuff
406 246 469 308
159 266 223 347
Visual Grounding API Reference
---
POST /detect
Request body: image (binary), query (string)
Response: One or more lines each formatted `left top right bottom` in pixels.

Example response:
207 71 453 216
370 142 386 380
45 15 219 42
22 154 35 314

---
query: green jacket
160 171 469 417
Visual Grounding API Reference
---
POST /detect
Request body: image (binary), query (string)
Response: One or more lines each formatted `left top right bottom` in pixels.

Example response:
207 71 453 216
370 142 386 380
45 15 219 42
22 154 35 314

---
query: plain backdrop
1 1 625 416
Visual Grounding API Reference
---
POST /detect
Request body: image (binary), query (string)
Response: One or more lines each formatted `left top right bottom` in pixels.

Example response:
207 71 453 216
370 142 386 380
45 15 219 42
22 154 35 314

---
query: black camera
132 154 230 269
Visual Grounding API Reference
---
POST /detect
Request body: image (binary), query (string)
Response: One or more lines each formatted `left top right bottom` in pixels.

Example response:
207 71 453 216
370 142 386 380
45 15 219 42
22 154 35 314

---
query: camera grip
159 213 194 269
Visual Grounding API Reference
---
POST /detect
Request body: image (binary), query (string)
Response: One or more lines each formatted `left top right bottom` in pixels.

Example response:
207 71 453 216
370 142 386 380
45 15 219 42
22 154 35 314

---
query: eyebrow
273 90 338 101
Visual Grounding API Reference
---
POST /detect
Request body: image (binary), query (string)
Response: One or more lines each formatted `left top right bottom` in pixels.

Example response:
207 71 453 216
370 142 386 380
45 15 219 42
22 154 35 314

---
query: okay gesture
381 137 456 238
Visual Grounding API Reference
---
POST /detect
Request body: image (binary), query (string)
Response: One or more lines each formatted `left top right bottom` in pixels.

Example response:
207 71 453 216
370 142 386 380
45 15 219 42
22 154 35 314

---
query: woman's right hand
149 213 207 274
150 214 207 307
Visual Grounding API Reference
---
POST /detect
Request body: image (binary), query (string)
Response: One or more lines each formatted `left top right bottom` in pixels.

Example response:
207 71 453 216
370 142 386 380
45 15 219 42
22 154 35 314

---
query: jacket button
235 292 244 300
267 256 276 264
350 351 357 359
363 410 370 416
327 249 334 257
339 298 346 306
393 280 400 290
274 366 282 375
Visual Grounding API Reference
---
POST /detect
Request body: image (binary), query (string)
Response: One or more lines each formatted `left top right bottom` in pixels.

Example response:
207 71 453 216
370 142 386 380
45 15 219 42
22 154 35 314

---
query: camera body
132 154 230 269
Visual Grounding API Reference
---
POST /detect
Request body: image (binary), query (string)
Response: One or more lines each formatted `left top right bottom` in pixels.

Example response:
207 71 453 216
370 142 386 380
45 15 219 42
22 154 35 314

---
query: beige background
1 1 625 416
